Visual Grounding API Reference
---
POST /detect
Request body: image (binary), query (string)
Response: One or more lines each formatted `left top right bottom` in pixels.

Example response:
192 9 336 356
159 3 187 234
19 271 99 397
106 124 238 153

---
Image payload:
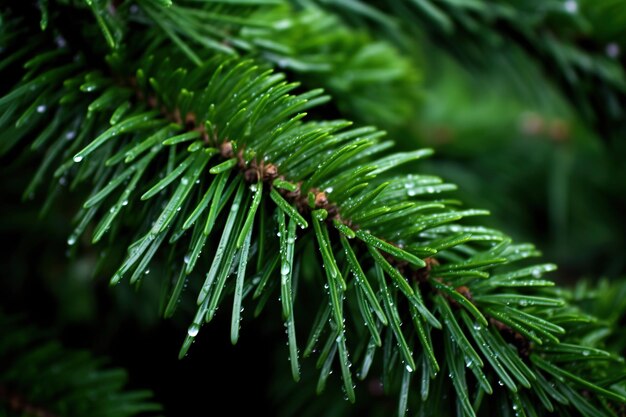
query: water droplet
405 365 414 373
287 237 295 244
181 177 189 185
59 176 67 186
324 186 333 193
36 105 46 113
473 323 482 331
498 380 504 386
519 299 528 306
606 43 620 59
532 268 541 278
582 350 589 356
187 324 200 337
184 254 190 264
144 269 150 274
564 0 578 13
281 263 291 275
55 35 67 48
73 155 83 163
250 184 257 192
67 235 77 245
274 19 291 30
122 200 128 206
65 131 76 140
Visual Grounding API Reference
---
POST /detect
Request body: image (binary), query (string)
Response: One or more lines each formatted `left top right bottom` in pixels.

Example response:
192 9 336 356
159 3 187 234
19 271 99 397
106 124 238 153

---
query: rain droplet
55 35 67 48
564 0 578 13
606 43 620 59
473 323 482 331
59 177 67 186
181 177 189 185
532 268 541 278
65 131 76 140
281 263 291 275
122 200 128 206
67 235 77 245
274 19 291 30
184 254 190 264
73 155 83 163
498 380 504 386
187 324 200 337
144 269 150 274
582 350 589 356
405 365 414 373
36 105 46 113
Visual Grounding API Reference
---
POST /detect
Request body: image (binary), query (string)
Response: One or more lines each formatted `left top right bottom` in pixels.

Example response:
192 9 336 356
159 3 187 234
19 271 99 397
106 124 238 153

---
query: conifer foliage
1 1 626 416
0 313 161 417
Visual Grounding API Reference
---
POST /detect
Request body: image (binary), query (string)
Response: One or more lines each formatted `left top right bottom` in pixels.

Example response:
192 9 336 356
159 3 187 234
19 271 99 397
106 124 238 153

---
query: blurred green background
2 0 626 415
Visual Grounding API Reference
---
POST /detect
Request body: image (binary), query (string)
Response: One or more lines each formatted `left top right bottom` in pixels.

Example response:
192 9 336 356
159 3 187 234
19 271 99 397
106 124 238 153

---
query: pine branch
568 278 626 358
44 0 420 129
1 2 626 416
0 312 161 417
314 0 626 144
